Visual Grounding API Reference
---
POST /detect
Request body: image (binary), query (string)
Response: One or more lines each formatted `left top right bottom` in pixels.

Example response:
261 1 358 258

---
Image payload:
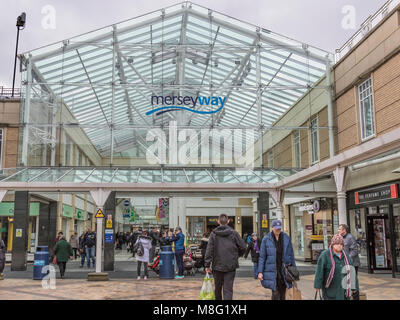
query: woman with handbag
54 235 73 279
314 234 359 300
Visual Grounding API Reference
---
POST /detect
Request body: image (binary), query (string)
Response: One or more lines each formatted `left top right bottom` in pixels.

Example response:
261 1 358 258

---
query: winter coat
84 232 96 248
150 231 160 246
257 231 296 291
135 236 152 263
343 233 360 267
69 235 79 249
79 236 86 250
199 238 209 258
314 249 359 300
168 232 185 251
244 238 262 263
54 239 73 263
204 225 246 272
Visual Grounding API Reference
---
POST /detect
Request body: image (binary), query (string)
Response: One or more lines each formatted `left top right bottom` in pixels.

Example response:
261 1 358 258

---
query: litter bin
33 246 50 280
159 245 175 279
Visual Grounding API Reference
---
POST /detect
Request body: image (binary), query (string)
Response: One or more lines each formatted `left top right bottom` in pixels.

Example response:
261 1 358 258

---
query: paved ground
1 252 400 300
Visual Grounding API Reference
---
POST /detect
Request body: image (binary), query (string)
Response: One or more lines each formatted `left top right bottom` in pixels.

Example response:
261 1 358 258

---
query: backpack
134 240 144 257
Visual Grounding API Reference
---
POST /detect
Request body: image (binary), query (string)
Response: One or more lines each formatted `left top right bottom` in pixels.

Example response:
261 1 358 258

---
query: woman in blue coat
257 220 296 300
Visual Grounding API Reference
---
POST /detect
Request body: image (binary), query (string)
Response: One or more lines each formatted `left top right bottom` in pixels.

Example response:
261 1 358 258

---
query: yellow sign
310 235 324 241
262 220 268 228
95 209 105 218
106 220 113 229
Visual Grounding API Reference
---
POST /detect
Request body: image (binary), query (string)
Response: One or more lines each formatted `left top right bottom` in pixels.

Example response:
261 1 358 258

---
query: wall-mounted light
237 216 241 224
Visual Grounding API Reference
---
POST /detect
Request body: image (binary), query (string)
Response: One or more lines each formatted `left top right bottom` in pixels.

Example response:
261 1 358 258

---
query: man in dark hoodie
205 213 246 300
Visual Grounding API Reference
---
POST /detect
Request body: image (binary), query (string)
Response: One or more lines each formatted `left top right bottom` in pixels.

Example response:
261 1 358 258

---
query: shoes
137 276 141 280
175 275 184 279
79 265 83 268
144 276 148 280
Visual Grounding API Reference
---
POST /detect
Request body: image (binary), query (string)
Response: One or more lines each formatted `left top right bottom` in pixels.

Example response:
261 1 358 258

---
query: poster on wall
158 198 169 219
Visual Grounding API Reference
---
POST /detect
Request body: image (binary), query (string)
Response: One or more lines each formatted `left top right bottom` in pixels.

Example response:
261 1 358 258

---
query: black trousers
73 248 78 259
213 270 236 300
271 274 286 300
58 262 67 277
137 261 148 277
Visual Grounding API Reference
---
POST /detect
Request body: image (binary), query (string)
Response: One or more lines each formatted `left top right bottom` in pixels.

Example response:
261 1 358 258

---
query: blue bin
33 246 50 280
159 245 175 279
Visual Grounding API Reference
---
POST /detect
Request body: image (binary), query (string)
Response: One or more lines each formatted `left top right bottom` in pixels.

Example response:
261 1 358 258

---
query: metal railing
0 86 21 98
335 0 400 63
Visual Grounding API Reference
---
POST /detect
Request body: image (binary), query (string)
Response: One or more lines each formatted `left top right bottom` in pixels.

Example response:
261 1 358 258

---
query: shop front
289 198 338 263
74 208 86 236
0 202 40 252
348 182 400 275
187 216 235 243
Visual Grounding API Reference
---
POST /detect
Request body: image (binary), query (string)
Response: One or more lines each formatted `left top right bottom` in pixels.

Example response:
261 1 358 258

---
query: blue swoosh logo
146 104 223 116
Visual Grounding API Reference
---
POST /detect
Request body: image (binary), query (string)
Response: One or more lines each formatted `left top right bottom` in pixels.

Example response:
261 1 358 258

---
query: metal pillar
326 58 335 158
257 192 269 237
110 26 117 166
21 56 32 166
104 192 116 272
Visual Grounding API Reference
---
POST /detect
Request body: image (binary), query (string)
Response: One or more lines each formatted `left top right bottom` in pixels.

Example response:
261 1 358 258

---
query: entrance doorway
367 206 393 271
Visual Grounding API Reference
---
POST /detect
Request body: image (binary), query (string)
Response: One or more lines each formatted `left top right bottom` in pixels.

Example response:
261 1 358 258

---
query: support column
270 189 284 221
88 189 111 281
169 197 186 234
11 191 29 271
104 192 116 272
326 58 335 158
257 192 269 237
235 207 242 237
333 166 347 225
38 202 58 256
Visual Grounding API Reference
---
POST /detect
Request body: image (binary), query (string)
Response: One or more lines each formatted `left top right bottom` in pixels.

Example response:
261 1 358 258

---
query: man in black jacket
244 233 261 279
83 228 96 269
205 214 246 300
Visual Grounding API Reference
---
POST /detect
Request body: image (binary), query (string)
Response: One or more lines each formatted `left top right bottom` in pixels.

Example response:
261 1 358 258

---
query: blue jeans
175 250 185 276
80 251 86 266
253 262 259 278
85 247 96 267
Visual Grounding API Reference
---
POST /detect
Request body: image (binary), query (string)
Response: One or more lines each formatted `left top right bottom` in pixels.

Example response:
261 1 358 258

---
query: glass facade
359 78 375 140
17 2 332 171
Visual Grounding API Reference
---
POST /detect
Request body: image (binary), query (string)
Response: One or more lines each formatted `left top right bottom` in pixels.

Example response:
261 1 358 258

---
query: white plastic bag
199 273 215 300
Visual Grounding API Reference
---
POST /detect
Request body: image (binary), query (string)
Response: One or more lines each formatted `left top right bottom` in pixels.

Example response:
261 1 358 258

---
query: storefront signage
312 243 324 251
299 200 321 213
299 204 313 211
310 235 324 241
207 217 219 225
355 184 399 204
62 205 73 218
75 209 86 221
0 202 39 217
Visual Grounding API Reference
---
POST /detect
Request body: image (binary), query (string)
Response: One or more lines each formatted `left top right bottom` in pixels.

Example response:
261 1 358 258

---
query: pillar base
87 272 109 281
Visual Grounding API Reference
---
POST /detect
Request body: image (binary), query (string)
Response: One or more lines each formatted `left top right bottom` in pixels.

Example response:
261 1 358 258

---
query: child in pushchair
183 248 195 276
149 247 161 275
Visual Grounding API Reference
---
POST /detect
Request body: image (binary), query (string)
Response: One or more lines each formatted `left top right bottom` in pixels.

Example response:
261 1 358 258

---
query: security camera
17 12 26 28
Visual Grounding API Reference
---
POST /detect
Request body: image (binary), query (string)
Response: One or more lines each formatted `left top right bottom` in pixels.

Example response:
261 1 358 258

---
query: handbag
285 282 302 300
314 290 323 300
284 264 300 283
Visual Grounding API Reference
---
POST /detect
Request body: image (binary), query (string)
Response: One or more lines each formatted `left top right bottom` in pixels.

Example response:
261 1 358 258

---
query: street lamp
12 12 26 98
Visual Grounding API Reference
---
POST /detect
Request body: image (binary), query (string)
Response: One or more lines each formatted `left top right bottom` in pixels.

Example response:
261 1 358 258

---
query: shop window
358 78 375 140
349 209 368 268
394 204 400 272
310 117 319 164
293 130 300 168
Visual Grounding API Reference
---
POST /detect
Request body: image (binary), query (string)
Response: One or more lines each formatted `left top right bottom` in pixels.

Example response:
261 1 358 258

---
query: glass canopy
19 1 333 166
0 167 298 184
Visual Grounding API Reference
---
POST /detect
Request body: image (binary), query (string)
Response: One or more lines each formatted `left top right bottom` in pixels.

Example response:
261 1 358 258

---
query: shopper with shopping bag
204 213 246 300
199 273 216 300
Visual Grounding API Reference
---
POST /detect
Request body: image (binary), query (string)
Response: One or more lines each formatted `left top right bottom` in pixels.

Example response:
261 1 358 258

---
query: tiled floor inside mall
1 252 400 300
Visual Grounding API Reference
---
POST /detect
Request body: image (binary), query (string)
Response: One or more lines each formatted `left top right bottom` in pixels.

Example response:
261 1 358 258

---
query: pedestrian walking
167 227 186 279
338 224 361 300
204 214 246 300
244 233 261 279
257 220 296 300
79 232 86 268
0 238 6 280
55 231 63 244
314 233 359 300
83 228 96 269
69 232 79 259
135 230 152 280
54 235 73 279
149 227 160 262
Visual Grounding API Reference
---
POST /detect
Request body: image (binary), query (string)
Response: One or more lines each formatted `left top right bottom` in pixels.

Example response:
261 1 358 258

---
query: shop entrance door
367 213 392 271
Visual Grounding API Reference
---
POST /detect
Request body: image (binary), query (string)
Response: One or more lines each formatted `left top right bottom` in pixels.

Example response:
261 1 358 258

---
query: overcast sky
0 0 388 87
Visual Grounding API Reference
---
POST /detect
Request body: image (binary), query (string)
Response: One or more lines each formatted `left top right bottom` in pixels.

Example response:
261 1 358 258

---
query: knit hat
330 233 344 246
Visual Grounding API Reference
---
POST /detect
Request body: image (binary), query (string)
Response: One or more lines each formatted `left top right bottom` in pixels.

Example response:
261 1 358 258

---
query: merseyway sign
95 209 105 218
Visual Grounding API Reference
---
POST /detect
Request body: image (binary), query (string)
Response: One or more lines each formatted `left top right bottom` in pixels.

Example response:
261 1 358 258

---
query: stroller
192 249 205 274
183 248 195 276
148 246 161 274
